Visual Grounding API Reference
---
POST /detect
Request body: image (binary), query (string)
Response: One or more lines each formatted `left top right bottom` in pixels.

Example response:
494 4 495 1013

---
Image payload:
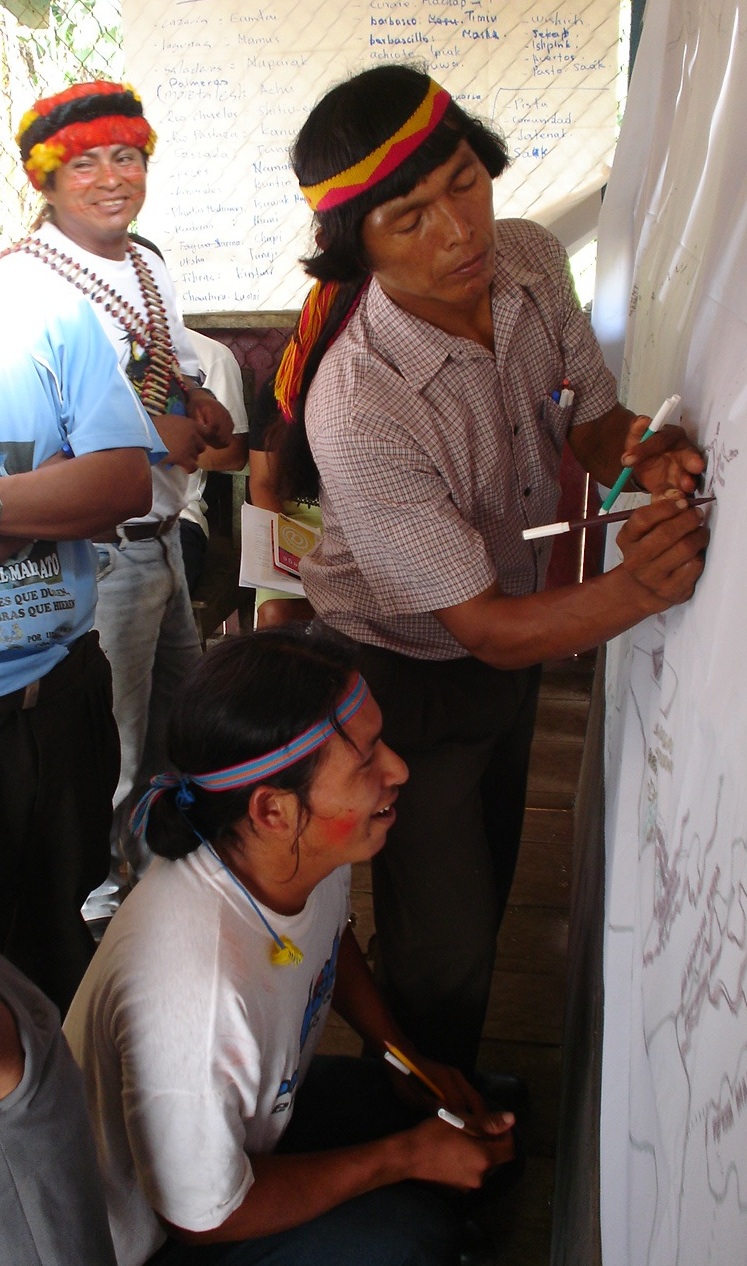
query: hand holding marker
384 1041 521 1144
384 1042 465 1129
522 496 715 542
523 392 715 541
599 394 682 514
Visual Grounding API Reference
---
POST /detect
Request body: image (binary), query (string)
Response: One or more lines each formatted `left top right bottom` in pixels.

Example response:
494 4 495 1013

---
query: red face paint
303 690 408 865
319 812 358 847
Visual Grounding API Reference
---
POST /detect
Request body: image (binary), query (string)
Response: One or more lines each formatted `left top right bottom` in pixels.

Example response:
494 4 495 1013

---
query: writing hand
615 492 710 610
621 415 705 497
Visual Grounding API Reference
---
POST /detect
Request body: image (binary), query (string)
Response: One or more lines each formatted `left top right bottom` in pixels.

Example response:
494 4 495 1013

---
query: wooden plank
552 648 604 1266
494 907 569 976
521 806 575 844
526 739 590 808
533 694 592 744
184 310 298 329
541 654 596 694
484 972 566 1045
509 837 572 909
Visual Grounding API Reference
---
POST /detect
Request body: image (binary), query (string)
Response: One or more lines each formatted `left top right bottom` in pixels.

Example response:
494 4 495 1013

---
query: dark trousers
355 644 542 1073
150 1057 461 1266
0 633 119 1015
179 519 208 597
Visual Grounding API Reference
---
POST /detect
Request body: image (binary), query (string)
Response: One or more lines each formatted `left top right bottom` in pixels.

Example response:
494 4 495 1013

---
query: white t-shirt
64 846 350 1266
181 330 250 538
37 222 200 524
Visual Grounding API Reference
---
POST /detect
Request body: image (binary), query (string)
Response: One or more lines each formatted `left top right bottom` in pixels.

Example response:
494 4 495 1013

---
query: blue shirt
0 261 159 694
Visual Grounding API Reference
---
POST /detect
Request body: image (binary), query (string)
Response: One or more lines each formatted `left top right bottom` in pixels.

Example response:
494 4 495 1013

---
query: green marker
599 394 682 514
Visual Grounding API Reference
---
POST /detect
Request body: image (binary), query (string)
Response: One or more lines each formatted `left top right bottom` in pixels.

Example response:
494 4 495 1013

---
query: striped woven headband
16 81 156 190
131 674 370 840
300 78 451 213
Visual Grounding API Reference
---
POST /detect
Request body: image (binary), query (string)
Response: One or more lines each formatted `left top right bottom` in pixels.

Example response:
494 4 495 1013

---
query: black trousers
179 518 208 597
355 643 542 1073
0 632 120 1015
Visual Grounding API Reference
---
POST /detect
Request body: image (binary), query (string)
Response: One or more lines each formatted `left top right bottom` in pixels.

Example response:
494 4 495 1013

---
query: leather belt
95 512 180 545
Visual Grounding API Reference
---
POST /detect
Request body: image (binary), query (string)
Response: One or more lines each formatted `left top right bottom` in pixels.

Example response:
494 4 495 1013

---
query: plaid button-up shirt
301 218 618 660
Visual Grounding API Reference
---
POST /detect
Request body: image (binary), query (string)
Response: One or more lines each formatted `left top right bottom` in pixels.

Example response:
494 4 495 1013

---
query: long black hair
145 627 357 860
274 63 510 501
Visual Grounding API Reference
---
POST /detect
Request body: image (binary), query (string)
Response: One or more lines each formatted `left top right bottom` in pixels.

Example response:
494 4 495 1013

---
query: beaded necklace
1 234 188 416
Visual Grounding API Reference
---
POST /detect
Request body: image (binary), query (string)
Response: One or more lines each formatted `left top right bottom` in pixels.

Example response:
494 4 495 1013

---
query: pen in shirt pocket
551 379 574 407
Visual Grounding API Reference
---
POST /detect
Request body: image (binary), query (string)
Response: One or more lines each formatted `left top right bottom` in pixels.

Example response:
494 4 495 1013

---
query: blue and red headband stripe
131 674 369 842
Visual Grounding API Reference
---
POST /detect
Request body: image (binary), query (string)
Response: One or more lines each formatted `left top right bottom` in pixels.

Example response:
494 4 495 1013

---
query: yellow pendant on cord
270 936 304 967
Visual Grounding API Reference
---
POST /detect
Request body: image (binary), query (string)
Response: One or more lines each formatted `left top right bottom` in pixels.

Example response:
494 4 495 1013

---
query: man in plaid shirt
273 63 708 1073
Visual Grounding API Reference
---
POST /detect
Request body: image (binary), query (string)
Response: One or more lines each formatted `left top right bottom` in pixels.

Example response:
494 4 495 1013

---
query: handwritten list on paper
123 0 619 312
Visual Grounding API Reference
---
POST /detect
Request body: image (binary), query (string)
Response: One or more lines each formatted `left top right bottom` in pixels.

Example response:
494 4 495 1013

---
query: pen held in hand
522 496 715 542
599 394 682 513
383 1042 445 1100
437 1107 466 1130
387 1048 468 1129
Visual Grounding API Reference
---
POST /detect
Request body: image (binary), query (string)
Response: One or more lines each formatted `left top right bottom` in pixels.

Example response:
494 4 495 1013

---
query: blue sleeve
53 297 166 461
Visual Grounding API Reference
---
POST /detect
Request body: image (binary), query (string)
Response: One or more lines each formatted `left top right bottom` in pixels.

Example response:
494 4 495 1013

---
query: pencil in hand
383 1041 445 1100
